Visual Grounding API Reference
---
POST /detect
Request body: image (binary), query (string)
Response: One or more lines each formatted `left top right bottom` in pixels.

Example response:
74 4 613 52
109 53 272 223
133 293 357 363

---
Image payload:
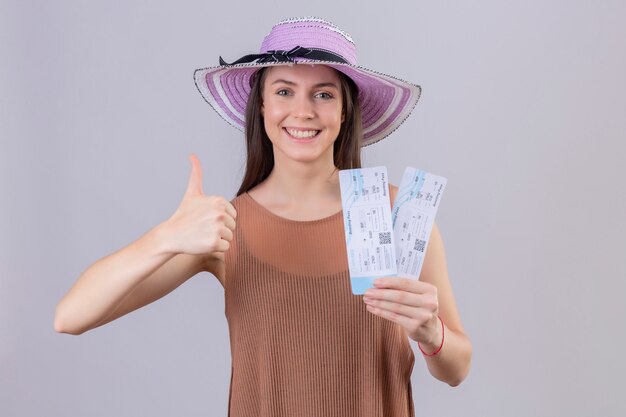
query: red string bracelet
418 316 445 357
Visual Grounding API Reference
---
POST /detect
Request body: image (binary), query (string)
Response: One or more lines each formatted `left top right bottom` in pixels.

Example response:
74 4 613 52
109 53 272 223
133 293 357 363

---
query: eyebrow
270 79 340 89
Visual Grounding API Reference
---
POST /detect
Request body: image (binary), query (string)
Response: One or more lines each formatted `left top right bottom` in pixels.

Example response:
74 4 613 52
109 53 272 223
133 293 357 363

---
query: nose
292 94 315 119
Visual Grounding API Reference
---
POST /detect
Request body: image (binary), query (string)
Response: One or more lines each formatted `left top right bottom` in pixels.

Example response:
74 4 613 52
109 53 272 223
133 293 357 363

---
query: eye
315 91 334 100
276 89 291 96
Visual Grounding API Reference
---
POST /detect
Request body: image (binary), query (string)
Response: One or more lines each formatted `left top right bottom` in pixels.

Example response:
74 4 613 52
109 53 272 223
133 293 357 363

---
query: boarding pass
339 166 447 295
391 167 447 279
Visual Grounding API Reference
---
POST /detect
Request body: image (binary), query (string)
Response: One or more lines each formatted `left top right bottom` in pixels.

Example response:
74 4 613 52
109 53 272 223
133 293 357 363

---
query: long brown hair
236 66 362 196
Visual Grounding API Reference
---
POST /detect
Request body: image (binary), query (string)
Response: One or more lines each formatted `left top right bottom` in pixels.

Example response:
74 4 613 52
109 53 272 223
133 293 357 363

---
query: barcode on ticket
413 239 426 252
379 232 392 245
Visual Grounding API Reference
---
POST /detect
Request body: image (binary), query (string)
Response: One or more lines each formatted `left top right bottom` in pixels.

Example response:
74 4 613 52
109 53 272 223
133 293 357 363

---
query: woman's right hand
160 153 237 258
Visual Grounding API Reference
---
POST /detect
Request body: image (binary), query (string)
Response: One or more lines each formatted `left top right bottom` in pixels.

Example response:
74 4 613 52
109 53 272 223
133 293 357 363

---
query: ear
341 111 345 123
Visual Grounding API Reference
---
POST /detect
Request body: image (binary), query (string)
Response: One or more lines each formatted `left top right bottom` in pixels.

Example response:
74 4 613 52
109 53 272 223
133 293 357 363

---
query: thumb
184 153 204 197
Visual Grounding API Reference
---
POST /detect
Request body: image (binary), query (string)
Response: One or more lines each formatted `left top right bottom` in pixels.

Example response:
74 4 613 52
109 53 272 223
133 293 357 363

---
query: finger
364 297 421 318
373 277 435 294
184 153 204 197
222 213 237 232
224 201 237 220
365 288 423 307
211 238 231 253
218 225 234 242
365 304 417 330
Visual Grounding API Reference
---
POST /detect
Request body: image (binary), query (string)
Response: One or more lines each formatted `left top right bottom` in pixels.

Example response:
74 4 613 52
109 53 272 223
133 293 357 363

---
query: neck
261 148 341 206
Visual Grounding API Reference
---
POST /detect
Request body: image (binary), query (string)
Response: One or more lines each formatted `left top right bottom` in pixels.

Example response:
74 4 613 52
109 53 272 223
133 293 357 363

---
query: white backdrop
1 1 625 416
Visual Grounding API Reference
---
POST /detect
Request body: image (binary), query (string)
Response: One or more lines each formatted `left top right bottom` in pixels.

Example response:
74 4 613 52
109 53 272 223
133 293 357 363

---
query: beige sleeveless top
220 191 415 417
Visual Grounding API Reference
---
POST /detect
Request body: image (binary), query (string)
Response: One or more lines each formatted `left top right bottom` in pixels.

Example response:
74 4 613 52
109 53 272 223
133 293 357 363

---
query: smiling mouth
284 127 321 139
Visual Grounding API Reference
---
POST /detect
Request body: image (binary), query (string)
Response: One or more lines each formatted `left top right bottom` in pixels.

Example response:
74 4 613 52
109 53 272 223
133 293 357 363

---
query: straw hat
194 16 421 147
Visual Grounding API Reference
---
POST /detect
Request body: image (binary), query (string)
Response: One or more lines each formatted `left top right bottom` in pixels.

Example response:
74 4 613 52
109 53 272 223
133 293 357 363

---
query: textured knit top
220 191 416 417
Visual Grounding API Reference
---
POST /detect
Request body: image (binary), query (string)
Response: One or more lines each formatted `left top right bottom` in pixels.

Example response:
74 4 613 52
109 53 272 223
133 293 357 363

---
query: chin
275 145 333 164
285 151 324 163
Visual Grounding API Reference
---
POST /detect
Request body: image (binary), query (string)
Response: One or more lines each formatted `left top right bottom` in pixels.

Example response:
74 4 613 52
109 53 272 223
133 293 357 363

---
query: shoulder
230 192 246 208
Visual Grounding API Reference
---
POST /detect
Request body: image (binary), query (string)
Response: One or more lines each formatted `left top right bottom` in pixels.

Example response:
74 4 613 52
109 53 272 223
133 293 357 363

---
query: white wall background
1 1 625 416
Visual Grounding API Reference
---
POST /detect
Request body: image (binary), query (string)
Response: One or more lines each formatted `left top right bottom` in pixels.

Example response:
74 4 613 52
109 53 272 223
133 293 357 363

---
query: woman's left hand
363 277 442 346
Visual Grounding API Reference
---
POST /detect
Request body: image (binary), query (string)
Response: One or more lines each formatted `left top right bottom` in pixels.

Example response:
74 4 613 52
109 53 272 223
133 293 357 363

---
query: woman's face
261 64 344 165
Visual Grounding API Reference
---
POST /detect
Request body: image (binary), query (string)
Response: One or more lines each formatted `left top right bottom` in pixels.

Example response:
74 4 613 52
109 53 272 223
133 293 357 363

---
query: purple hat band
193 17 421 147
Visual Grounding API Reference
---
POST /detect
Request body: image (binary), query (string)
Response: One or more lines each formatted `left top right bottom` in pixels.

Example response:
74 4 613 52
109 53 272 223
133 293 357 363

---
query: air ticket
391 167 447 279
339 166 447 295
339 166 398 295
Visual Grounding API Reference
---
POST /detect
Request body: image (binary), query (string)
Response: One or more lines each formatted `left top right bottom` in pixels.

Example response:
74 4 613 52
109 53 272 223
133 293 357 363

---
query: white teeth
285 128 319 138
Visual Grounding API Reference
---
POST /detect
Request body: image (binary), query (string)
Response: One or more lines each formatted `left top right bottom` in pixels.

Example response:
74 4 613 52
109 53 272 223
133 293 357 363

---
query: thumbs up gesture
161 153 237 258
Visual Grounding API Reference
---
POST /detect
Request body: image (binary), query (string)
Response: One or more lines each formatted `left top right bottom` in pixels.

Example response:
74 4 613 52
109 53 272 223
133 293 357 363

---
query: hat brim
193 60 421 147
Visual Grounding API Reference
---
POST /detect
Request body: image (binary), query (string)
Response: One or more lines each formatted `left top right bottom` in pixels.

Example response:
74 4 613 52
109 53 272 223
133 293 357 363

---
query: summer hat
193 16 421 147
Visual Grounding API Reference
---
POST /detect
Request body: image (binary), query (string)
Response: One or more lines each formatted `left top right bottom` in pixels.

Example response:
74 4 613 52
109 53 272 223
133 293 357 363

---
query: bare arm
392 182 472 385
54 154 235 335
417 222 473 386
366 184 472 386
53 223 206 335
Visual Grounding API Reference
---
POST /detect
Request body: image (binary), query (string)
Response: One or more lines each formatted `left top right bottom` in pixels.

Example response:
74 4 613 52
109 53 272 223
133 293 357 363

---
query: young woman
55 17 472 416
